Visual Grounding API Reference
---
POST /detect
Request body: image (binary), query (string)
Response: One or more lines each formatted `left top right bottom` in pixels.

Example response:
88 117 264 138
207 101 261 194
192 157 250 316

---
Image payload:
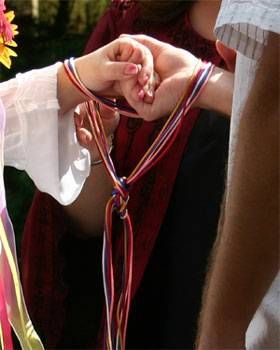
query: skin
196 32 279 349
189 0 221 41
57 36 154 115
55 36 155 235
63 0 233 237
120 34 233 120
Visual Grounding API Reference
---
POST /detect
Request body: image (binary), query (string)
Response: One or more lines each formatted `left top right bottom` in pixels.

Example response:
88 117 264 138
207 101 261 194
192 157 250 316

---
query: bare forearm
197 33 279 348
63 164 113 237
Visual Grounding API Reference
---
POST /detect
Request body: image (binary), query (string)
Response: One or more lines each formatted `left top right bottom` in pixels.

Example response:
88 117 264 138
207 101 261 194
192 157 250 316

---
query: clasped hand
74 34 200 153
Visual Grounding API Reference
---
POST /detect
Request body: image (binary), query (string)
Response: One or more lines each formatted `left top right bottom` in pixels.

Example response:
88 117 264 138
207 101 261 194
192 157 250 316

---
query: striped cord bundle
63 57 214 350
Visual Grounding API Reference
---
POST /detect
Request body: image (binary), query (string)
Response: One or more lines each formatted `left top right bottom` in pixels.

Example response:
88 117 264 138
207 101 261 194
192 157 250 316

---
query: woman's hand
58 36 156 114
74 36 155 100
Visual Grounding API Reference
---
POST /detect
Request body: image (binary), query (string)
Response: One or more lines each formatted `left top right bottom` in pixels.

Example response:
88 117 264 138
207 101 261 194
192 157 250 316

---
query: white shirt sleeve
1 62 91 205
214 0 280 59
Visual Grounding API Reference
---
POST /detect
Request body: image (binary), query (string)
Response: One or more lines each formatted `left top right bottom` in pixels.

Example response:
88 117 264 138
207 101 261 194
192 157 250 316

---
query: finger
74 112 82 128
76 127 93 147
129 43 154 90
121 77 154 118
142 89 154 104
119 34 164 59
74 106 84 128
104 61 140 81
142 71 161 103
122 74 180 121
131 80 147 102
117 36 155 91
119 35 164 99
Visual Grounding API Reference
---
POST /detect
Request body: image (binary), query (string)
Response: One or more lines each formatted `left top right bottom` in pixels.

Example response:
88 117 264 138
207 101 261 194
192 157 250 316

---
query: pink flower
0 4 14 43
0 0 6 12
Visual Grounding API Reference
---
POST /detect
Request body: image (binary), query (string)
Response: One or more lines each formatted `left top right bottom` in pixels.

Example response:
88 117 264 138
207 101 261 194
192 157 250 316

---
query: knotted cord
63 58 214 350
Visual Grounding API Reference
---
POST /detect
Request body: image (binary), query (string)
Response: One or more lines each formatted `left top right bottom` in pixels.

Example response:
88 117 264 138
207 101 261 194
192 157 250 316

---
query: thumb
104 61 140 81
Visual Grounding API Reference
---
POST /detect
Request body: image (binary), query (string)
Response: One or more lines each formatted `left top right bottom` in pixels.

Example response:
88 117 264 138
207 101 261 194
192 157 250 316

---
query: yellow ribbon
0 217 44 350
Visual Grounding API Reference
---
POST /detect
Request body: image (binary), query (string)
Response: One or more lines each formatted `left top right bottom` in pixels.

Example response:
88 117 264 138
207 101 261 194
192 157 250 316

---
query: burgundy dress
21 1 229 348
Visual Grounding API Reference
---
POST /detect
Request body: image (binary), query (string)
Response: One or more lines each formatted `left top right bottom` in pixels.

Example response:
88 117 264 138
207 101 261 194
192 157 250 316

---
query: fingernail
137 64 142 73
142 74 149 84
138 89 145 100
124 64 138 75
146 89 154 98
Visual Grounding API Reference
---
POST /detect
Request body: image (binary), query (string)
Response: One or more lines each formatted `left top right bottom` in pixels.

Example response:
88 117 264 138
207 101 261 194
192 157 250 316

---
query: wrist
74 54 97 92
194 66 233 116
58 64 88 114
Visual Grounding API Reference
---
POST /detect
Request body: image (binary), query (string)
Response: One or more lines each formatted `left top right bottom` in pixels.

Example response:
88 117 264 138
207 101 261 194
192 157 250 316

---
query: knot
112 177 129 219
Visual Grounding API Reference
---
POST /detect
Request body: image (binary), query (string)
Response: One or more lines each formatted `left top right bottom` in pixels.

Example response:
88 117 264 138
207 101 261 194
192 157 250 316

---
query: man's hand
119 34 200 121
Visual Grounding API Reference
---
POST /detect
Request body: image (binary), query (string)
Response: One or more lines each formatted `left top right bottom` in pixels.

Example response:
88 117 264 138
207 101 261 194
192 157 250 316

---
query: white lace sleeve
1 63 90 205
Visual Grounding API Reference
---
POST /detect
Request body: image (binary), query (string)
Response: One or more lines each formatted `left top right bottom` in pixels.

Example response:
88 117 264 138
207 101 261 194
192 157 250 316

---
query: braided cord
64 57 138 118
63 58 214 350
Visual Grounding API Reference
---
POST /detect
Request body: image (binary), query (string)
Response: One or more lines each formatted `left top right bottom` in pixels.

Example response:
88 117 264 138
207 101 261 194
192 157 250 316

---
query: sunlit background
2 0 109 246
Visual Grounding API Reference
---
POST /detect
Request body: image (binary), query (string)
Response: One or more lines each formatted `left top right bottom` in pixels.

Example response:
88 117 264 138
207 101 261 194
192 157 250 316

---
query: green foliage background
2 0 109 245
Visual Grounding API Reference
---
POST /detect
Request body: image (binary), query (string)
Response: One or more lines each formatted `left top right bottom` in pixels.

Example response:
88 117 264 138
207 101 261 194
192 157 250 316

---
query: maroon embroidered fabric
21 1 222 348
